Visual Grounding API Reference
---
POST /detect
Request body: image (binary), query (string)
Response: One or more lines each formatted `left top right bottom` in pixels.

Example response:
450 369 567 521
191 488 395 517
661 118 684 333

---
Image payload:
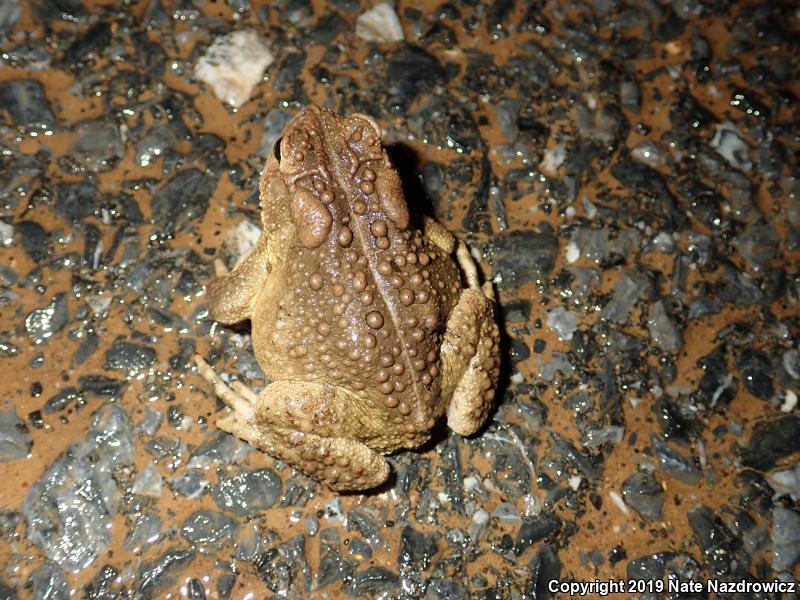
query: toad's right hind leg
194 357 390 491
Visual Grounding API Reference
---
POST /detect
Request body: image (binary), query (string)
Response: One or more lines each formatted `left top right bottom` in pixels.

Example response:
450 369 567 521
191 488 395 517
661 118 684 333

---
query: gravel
23 405 134 570
2 0 798 595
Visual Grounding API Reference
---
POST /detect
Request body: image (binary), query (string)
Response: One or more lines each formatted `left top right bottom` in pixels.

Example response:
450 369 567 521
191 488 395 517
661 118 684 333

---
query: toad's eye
273 137 283 162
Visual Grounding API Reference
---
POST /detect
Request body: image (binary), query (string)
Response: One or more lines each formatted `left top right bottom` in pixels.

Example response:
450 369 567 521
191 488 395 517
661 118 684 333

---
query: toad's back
252 106 461 435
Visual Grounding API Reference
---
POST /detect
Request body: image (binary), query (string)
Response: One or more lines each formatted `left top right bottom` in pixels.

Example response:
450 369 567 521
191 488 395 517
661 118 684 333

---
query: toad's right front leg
205 234 271 324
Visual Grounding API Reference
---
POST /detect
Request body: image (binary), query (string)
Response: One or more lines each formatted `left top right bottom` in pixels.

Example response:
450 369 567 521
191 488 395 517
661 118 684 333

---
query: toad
194 105 500 491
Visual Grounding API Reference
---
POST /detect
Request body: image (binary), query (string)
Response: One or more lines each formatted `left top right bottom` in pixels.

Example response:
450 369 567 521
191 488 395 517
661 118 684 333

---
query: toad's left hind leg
193 357 390 491
440 243 501 436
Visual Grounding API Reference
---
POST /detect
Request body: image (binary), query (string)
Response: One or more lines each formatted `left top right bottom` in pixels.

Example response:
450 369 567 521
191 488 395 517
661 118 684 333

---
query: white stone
521 493 542 518
468 507 489 541
463 476 480 492
324 497 344 521
355 4 404 43
651 231 675 253
539 142 566 175
472 508 489 526
565 240 580 263
229 219 262 262
581 196 598 220
769 463 800 500
608 491 629 515
131 463 162 497
781 389 798 413
86 295 112 316
0 219 13 246
546 306 578 341
194 30 274 108
710 121 752 171
631 141 666 169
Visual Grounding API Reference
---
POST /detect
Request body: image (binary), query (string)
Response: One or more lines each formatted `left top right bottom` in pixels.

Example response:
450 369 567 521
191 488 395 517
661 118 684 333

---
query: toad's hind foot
193 355 255 421
213 258 229 277
230 380 259 404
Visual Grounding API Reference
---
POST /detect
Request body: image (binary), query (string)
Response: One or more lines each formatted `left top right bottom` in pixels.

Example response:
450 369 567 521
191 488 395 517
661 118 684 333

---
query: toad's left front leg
440 245 501 436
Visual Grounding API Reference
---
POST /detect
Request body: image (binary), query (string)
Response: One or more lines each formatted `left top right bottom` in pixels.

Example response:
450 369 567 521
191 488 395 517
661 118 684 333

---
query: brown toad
194 105 500 491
